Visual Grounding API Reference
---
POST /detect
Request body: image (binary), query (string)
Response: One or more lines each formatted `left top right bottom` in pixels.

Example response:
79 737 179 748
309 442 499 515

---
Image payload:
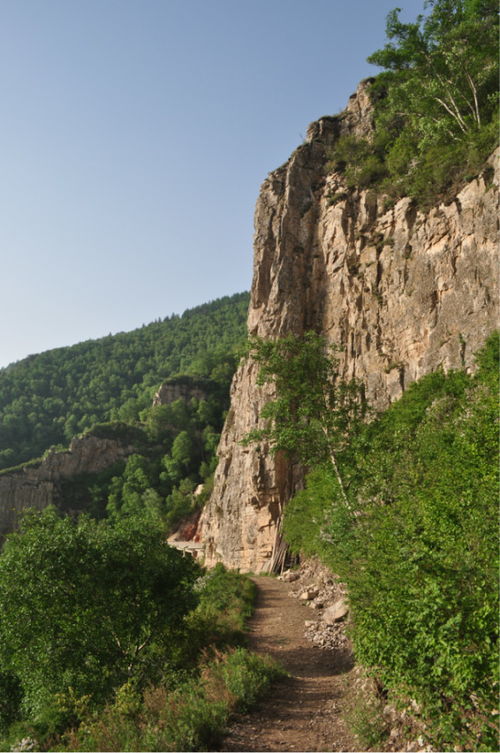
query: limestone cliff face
199 82 499 573
0 434 135 542
153 379 208 407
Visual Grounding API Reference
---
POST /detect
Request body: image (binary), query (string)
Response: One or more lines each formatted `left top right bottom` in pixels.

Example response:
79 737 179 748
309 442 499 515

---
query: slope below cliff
199 82 499 573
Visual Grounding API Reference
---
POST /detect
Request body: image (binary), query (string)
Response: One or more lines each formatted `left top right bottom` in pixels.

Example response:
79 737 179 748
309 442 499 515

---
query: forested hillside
0 292 249 471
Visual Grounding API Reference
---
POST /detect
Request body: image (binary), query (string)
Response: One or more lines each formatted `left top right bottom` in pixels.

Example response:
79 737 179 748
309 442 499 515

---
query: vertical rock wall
199 83 499 572
0 434 135 542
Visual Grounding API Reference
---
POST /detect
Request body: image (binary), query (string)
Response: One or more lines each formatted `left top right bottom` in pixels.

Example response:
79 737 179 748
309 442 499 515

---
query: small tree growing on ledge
242 332 366 514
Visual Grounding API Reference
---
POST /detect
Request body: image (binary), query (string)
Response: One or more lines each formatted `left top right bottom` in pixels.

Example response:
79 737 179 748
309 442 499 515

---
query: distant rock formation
153 377 209 406
199 81 499 573
0 433 135 542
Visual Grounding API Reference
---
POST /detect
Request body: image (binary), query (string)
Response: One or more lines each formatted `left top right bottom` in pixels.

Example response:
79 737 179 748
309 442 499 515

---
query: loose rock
299 587 320 601
322 598 349 624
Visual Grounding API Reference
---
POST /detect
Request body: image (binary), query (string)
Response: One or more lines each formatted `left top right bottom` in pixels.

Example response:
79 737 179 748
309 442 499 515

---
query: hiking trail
221 575 359 752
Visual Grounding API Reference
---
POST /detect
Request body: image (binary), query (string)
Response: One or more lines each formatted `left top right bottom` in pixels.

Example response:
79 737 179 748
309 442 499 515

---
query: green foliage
327 135 387 189
0 508 200 732
0 672 22 735
368 0 498 135
104 387 228 533
194 563 257 641
17 365 229 538
243 333 366 512
66 648 284 752
283 334 499 750
327 1 498 205
0 292 248 471
218 648 284 712
0 524 270 752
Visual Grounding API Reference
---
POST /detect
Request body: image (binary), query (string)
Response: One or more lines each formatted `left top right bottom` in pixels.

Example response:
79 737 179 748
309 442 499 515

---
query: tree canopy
368 0 498 141
328 0 498 204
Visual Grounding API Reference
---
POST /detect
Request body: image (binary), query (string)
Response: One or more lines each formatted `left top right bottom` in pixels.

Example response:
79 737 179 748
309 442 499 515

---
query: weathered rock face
199 81 499 573
152 379 208 407
0 434 135 542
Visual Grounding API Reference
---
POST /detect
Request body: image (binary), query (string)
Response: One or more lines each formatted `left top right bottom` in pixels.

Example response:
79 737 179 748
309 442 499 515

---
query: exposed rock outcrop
199 81 499 572
152 377 208 407
0 434 135 542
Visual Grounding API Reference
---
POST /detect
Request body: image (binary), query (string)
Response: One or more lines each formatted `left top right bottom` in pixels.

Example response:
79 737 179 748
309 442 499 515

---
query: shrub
283 335 499 750
65 649 285 752
0 509 200 733
217 648 284 712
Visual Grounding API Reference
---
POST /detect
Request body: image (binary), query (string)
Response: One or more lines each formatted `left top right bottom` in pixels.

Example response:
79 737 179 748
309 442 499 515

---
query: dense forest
0 292 249 471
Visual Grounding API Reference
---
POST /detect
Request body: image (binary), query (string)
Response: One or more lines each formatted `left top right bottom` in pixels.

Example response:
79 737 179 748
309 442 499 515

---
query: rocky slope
0 434 135 542
199 81 499 572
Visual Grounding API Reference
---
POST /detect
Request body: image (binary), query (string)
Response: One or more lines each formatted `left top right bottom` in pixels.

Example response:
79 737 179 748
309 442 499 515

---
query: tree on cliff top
368 0 498 143
328 0 498 204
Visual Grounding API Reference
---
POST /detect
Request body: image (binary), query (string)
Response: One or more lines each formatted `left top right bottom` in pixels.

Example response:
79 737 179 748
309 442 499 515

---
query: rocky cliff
0 433 135 542
199 81 499 573
153 377 208 407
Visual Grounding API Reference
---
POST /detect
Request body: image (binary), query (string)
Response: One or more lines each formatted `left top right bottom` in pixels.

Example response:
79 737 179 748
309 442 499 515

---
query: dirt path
221 576 358 752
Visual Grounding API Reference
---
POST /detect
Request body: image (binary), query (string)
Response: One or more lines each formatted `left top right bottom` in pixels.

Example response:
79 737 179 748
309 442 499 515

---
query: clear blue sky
0 0 424 368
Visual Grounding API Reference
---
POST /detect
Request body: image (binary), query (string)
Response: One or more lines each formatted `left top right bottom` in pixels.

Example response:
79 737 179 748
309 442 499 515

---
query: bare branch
434 96 468 133
465 72 481 127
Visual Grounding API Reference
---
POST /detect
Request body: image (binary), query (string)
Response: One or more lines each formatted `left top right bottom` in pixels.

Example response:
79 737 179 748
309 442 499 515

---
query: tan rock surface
0 434 135 541
199 81 499 573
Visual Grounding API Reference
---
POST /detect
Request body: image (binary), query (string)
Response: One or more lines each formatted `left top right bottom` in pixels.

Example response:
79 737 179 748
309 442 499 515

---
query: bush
0 509 200 734
218 648 284 712
283 335 499 750
64 649 285 752
327 135 387 190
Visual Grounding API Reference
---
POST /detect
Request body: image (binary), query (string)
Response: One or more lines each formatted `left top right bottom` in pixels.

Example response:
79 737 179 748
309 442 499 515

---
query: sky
0 0 425 369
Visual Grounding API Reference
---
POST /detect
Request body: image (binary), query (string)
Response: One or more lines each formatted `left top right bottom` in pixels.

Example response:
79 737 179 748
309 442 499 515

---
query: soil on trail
221 576 358 753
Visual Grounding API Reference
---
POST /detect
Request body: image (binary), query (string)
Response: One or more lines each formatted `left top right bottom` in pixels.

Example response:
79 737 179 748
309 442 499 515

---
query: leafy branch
242 332 367 516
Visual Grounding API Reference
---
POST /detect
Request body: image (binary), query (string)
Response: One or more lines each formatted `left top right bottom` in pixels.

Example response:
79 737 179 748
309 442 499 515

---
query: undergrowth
0 563 283 753
283 334 499 751
59 649 284 752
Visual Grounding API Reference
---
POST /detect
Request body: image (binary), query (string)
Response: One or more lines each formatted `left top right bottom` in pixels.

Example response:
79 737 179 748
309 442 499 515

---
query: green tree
163 430 195 485
368 1 498 142
0 508 200 726
243 332 366 513
328 0 498 205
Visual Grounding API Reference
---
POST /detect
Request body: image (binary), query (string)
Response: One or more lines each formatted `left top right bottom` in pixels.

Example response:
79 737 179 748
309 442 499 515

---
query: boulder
322 598 349 624
299 587 320 601
282 570 300 583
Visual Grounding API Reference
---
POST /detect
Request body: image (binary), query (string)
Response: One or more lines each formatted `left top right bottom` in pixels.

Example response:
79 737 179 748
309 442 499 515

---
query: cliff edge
199 82 499 572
